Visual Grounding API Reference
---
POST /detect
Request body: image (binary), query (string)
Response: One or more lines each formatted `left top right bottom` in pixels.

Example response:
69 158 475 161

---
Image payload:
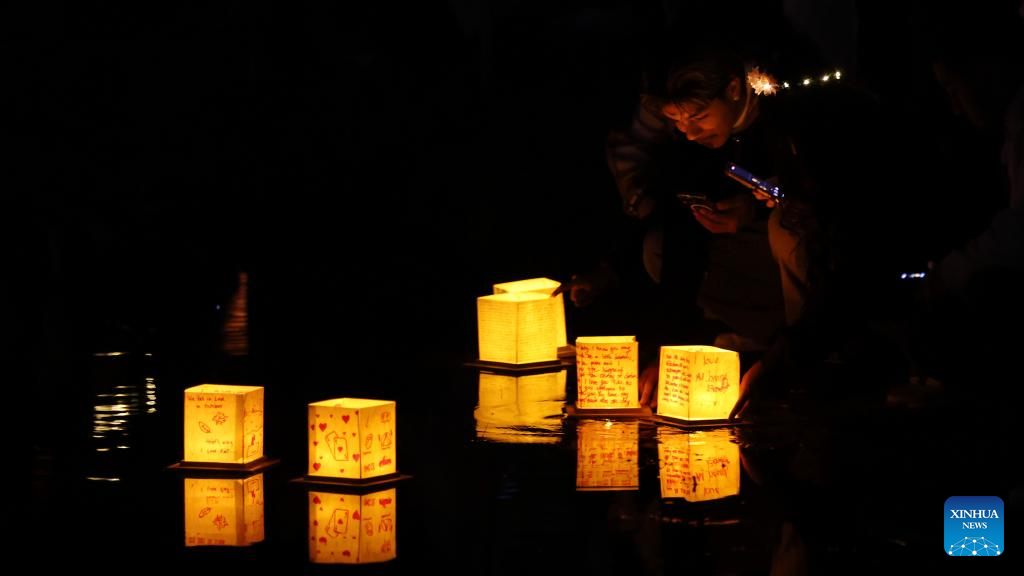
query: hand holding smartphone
675 192 715 213
690 193 756 233
725 163 785 207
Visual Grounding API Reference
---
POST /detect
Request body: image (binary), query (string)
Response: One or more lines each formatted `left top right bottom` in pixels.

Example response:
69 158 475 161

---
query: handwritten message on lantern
309 488 397 564
575 336 638 409
183 384 264 464
478 292 561 364
658 428 739 502
576 420 639 491
657 346 739 421
184 474 265 546
308 398 396 480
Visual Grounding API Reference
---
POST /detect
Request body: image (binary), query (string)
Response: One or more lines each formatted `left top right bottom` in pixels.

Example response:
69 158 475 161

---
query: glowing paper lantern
477 291 561 364
658 428 739 501
493 277 567 347
309 488 397 564
656 346 739 421
184 474 265 546
183 384 264 465
309 399 396 481
474 370 566 444
575 420 639 491
575 336 638 409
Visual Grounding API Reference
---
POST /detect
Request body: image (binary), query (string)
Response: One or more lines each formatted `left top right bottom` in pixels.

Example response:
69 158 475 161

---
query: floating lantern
656 346 739 421
575 336 638 409
308 399 396 481
182 384 264 466
492 277 567 347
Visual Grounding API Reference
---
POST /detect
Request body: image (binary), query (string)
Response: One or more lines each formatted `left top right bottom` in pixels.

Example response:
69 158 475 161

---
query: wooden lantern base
653 414 749 429
166 456 281 477
291 472 413 492
564 404 653 418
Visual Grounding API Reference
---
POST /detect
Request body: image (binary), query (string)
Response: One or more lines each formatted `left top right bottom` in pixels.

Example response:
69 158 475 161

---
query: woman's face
660 77 742 149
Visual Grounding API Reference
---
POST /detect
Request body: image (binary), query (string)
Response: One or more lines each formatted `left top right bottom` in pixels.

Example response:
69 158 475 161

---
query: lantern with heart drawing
308 398 396 481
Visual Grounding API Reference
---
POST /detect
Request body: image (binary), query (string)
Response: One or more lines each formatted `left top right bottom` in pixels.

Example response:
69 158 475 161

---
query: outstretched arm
606 102 674 219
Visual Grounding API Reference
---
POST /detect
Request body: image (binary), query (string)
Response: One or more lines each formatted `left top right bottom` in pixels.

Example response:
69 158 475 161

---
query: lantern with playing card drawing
308 398 397 481
308 487 397 564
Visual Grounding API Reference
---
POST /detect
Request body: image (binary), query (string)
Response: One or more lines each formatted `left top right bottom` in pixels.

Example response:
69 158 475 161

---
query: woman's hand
638 358 660 408
730 359 764 419
692 194 756 234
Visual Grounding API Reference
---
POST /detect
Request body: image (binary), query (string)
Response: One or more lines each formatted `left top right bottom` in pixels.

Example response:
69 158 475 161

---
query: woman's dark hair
640 45 747 116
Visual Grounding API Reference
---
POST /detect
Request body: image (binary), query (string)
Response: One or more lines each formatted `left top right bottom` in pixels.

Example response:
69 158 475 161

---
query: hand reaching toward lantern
729 359 764 419
638 358 659 409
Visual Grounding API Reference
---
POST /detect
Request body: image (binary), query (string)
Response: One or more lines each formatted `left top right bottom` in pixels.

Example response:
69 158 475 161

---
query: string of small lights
746 67 843 96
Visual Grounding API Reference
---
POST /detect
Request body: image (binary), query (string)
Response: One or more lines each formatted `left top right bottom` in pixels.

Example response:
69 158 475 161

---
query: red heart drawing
313 440 318 446
337 447 343 452
352 510 361 520
309 424 314 431
342 550 351 557
342 414 350 423
318 423 327 432
352 453 360 461
313 462 321 472
319 537 327 544
313 520 319 526
313 495 321 504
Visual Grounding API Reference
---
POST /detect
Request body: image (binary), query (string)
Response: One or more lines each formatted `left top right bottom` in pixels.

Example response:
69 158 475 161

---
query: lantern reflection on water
184 474 265 547
475 370 566 444
576 420 639 491
308 488 397 564
658 428 739 502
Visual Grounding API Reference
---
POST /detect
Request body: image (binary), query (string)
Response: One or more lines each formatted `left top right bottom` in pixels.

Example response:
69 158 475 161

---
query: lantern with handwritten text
184 474 265 546
475 370 566 444
183 384 264 465
309 398 396 480
658 428 739 501
575 336 638 409
477 287 562 365
656 346 739 421
493 277 567 347
309 488 397 564
576 420 639 491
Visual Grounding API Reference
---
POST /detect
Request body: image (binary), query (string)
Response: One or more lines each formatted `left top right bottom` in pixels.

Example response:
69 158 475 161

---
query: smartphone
675 192 714 212
725 163 785 206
